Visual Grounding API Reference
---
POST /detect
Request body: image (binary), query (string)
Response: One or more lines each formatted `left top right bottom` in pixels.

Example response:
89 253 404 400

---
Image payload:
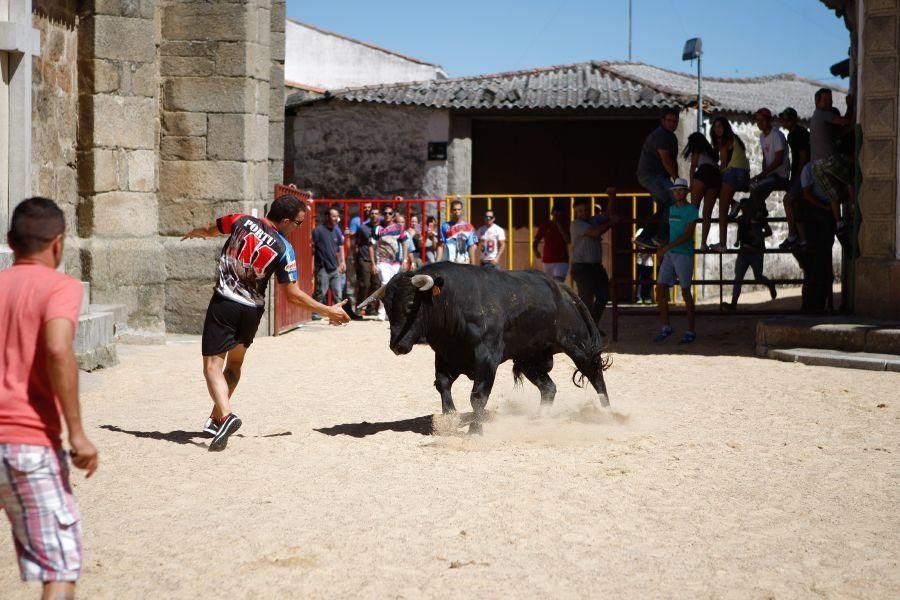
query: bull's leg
468 364 498 436
518 355 556 410
434 356 460 414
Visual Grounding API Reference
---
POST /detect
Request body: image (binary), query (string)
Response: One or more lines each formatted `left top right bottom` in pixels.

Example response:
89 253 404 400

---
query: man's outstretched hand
325 300 351 325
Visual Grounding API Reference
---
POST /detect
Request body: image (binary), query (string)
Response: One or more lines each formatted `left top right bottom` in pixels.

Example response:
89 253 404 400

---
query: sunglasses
485 215 495 220
289 218 303 226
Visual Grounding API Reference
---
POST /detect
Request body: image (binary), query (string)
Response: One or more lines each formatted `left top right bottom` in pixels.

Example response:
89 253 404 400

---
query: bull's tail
512 363 525 389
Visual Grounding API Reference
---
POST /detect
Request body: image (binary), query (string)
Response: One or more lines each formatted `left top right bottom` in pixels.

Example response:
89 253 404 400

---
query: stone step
80 282 90 315
75 310 118 372
89 303 128 336
767 347 900 373
757 316 900 356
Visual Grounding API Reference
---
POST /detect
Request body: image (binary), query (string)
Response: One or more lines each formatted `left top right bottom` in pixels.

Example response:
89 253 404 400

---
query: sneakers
835 219 848 235
678 331 696 344
208 413 242 452
653 325 674 343
311 313 322 321
633 236 658 250
700 242 709 252
768 282 778 300
708 243 727 253
727 202 741 220
202 417 218 436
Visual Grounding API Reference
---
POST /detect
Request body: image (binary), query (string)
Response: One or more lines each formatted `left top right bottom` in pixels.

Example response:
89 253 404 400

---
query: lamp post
682 37 703 132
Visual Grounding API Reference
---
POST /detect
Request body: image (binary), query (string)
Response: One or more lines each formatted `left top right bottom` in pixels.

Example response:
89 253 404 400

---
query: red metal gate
273 185 314 335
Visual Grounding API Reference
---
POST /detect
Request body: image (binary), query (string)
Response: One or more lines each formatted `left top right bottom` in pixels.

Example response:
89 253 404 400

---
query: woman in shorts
682 132 722 250
710 117 750 252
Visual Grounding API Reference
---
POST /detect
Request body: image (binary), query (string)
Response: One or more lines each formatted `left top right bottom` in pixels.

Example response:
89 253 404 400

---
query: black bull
358 263 611 434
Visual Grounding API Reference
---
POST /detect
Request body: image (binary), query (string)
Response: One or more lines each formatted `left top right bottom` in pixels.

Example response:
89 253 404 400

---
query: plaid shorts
812 156 851 205
0 443 82 582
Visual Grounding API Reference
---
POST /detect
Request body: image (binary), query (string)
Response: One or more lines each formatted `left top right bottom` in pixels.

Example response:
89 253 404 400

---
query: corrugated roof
602 62 847 119
286 61 847 118
287 62 687 111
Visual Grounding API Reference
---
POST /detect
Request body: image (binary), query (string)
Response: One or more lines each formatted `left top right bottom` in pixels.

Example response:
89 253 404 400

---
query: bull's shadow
315 412 479 438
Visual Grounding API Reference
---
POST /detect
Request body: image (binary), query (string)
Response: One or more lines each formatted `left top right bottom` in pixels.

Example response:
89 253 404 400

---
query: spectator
633 228 654 304
405 214 422 270
571 190 618 324
347 202 372 235
797 162 837 312
747 107 791 221
724 214 777 311
475 210 507 269
810 87 854 233
437 199 477 263
355 207 381 316
311 208 347 321
681 131 722 249
634 108 680 249
653 179 699 344
533 202 570 281
424 216 438 264
0 197 99 599
374 212 408 320
778 107 811 249
709 117 750 253
381 205 395 227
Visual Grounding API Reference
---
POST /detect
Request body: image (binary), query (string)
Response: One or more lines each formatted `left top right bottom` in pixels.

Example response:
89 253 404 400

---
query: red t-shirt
0 264 83 447
536 221 569 263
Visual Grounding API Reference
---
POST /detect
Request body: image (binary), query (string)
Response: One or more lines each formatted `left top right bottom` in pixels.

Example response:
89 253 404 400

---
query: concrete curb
768 347 900 373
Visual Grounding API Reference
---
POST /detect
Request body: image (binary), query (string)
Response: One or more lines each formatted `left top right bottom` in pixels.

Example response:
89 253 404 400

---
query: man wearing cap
778 107 811 249
653 178 699 344
748 108 790 221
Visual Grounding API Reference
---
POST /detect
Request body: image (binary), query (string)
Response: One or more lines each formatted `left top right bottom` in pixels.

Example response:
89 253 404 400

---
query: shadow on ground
99 425 291 447
315 412 481 438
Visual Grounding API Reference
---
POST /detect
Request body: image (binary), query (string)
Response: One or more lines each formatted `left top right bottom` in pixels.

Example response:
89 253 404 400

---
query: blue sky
288 0 849 84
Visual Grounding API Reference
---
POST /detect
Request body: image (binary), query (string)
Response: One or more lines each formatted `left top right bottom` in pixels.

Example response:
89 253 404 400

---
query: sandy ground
2 288 898 599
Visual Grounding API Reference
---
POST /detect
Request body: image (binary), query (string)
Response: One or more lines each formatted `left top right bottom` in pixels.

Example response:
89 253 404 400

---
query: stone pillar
76 0 165 341
268 0 285 199
447 115 472 196
159 0 276 333
854 0 900 318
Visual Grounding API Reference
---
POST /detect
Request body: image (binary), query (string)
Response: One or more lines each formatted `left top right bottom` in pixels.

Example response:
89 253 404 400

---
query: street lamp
682 37 703 132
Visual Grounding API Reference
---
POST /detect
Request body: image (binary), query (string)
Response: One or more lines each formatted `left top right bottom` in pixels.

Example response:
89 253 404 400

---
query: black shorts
693 163 722 190
202 294 265 356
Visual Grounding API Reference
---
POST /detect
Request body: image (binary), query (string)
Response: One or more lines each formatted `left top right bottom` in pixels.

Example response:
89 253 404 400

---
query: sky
287 0 849 85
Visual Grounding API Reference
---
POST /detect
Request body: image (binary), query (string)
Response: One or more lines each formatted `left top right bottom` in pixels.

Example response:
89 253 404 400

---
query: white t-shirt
476 224 506 262
760 129 790 179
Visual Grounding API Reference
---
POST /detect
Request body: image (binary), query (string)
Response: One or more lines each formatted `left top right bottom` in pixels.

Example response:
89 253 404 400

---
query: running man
181 195 350 451
1 197 99 599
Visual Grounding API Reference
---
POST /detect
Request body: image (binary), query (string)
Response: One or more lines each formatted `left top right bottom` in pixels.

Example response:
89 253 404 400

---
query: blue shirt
668 203 699 255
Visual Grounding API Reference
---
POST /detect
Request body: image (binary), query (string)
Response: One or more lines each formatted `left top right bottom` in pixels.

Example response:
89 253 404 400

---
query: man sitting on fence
748 107 790 220
653 179 699 344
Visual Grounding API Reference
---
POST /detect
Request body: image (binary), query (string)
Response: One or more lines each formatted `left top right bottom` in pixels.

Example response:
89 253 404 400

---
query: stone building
285 60 845 290
821 0 900 319
1 0 287 340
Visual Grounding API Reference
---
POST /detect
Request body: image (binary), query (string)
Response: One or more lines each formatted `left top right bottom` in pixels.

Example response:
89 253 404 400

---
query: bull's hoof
598 393 610 408
441 405 457 415
467 422 483 436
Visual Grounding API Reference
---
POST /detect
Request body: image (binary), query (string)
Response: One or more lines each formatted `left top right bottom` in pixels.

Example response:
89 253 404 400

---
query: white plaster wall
285 20 446 90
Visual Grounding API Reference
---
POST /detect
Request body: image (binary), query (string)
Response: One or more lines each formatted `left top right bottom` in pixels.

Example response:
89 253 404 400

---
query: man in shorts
653 179 699 344
475 210 506 269
1 197 99 598
182 195 350 451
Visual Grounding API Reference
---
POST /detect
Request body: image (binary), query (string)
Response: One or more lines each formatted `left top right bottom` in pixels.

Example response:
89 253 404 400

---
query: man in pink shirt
0 197 99 599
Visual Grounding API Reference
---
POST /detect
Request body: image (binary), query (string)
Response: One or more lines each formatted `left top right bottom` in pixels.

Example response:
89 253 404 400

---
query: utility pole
682 38 703 132
627 0 632 61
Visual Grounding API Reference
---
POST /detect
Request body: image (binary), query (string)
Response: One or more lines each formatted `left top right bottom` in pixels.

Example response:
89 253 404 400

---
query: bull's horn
411 274 434 291
356 285 386 311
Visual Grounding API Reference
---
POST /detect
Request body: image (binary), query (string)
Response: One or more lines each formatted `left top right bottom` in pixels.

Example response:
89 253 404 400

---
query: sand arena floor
2 302 899 598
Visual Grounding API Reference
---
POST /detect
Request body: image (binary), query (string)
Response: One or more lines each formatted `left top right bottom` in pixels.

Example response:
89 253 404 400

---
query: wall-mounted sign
428 142 448 161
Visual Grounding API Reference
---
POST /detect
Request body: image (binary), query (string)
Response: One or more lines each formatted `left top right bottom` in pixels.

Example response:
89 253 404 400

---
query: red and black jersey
214 214 298 307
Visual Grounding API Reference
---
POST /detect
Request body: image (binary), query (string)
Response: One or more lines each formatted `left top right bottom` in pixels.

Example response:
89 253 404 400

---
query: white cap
670 178 689 190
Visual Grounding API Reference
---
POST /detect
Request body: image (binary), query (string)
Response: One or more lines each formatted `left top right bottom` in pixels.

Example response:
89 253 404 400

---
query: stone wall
159 0 279 333
854 0 900 318
32 0 81 276
289 101 449 198
76 0 165 341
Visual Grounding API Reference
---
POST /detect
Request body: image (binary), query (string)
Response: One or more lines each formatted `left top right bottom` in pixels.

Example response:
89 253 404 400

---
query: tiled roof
287 62 687 111
602 63 846 119
286 61 847 119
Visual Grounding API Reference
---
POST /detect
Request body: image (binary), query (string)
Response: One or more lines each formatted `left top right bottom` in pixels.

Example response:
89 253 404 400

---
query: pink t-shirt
0 264 83 447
